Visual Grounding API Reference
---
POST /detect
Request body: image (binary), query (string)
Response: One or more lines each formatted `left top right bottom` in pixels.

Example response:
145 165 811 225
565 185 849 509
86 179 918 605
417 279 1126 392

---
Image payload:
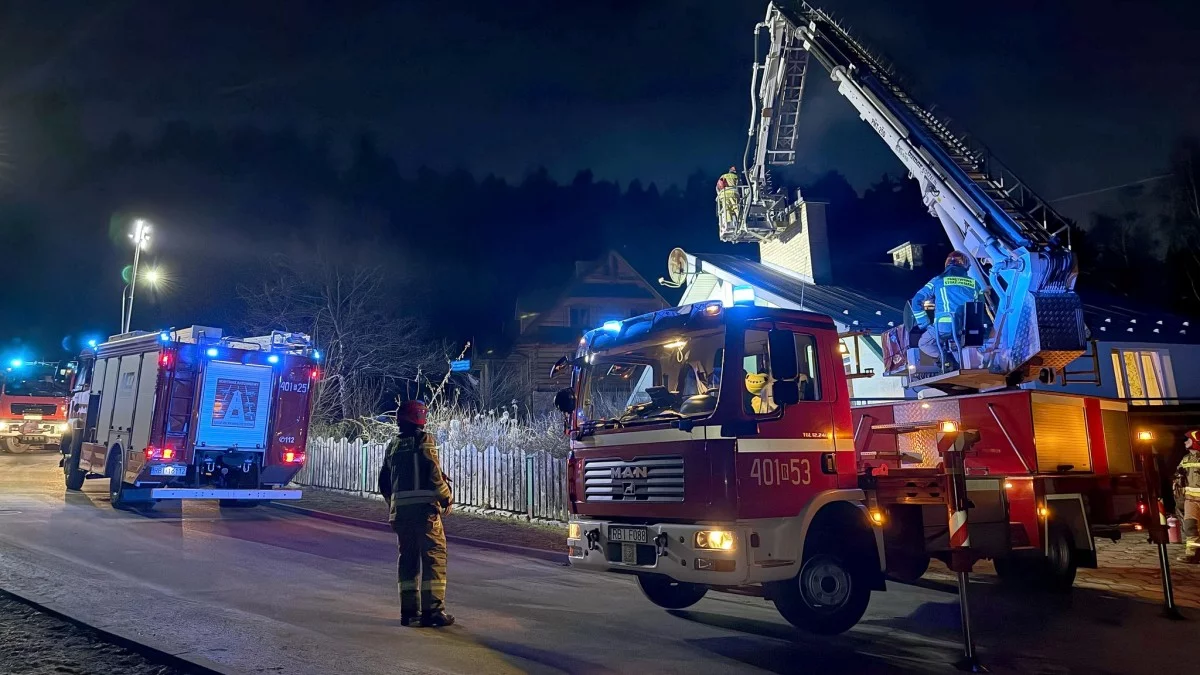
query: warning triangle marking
226 390 245 421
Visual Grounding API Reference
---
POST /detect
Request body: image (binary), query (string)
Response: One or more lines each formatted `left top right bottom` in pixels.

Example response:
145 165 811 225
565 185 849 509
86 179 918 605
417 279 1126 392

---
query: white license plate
19 436 46 443
149 465 187 476
621 543 638 565
609 526 648 543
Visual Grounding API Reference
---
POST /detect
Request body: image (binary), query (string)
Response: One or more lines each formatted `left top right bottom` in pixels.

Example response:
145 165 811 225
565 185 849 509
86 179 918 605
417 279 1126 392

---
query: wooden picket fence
297 436 569 522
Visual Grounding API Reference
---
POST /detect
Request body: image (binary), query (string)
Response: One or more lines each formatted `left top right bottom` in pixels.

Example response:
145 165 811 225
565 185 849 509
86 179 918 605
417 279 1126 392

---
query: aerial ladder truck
727 1 1087 392
561 2 1177 644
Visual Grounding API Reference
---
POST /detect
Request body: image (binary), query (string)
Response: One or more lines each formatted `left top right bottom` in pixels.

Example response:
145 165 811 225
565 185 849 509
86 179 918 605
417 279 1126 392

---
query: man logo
610 465 649 480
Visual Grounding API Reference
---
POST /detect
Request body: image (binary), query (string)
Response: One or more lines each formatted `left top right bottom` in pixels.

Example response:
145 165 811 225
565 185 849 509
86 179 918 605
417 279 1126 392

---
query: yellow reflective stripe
422 580 448 590
1180 461 1200 468
943 277 975 288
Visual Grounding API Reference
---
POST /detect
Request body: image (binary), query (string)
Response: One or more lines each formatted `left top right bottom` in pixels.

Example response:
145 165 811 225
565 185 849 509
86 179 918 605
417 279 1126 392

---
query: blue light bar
312 350 322 361
205 347 218 358
601 320 622 333
8 358 22 368
86 339 98 349
732 284 755 306
159 331 171 342
267 355 280 364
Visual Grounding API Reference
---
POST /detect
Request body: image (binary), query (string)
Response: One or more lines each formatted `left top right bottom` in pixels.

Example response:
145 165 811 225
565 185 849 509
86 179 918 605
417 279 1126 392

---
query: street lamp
121 220 152 333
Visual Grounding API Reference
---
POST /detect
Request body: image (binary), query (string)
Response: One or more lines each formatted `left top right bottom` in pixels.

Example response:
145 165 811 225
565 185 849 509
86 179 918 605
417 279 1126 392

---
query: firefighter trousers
393 506 448 615
1184 490 1199 557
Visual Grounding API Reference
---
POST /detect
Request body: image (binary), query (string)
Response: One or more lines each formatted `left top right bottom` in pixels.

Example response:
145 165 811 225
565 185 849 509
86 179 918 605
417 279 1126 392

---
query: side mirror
550 356 571 379
772 380 800 406
768 329 798 381
554 387 576 414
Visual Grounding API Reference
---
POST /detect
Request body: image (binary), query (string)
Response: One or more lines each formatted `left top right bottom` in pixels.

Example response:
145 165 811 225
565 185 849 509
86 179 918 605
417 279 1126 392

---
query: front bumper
568 519 778 586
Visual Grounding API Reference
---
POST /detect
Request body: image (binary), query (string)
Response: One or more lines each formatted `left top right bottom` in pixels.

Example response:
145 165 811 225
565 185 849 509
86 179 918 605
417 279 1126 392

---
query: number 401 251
749 457 811 487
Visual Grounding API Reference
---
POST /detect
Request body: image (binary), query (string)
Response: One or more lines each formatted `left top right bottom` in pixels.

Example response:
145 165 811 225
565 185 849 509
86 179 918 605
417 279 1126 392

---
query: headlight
57 423 69 433
568 523 581 540
695 530 736 551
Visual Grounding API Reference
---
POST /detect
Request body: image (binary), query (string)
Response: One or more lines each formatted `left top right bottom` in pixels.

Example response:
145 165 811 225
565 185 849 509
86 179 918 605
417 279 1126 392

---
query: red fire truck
559 302 1146 634
60 326 319 509
1 361 71 453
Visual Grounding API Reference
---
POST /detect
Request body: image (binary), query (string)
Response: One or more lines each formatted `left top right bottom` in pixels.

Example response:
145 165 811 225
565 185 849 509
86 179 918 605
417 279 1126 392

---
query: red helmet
397 400 428 427
945 250 969 269
1186 429 1200 446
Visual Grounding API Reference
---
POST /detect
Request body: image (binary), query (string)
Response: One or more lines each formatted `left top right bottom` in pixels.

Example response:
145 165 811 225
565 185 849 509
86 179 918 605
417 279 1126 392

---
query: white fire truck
60 326 319 509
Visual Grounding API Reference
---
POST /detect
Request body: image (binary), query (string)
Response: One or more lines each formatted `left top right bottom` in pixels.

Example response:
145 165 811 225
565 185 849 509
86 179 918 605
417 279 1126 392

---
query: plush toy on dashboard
744 372 772 414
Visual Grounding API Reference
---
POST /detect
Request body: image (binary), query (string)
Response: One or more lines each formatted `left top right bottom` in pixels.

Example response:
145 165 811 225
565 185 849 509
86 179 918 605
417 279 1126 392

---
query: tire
107 448 132 510
636 575 708 610
885 551 931 584
771 550 872 635
994 526 1077 592
63 435 85 491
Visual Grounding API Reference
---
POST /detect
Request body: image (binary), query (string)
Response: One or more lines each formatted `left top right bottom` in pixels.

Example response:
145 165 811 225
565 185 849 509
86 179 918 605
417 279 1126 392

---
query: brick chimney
758 200 833 284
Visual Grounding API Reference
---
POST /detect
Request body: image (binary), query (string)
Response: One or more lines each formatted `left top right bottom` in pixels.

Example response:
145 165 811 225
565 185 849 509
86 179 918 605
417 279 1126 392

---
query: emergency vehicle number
279 381 310 394
749 458 811 487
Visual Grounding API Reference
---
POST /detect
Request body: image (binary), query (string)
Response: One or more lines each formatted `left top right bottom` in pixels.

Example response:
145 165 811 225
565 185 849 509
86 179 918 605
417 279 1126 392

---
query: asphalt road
0 453 1191 675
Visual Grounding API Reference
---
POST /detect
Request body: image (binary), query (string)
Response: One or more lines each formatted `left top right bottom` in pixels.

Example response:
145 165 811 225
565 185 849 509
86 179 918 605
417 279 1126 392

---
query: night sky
1 0 1198 355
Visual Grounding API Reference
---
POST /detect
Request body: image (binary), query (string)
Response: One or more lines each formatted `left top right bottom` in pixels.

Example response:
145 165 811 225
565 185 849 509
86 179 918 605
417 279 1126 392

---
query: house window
1111 349 1173 405
569 307 591 328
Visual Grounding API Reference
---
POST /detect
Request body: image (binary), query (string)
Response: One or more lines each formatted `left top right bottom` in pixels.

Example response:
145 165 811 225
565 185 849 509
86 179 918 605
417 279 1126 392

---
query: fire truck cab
1 361 71 453
61 326 318 509
563 302 884 634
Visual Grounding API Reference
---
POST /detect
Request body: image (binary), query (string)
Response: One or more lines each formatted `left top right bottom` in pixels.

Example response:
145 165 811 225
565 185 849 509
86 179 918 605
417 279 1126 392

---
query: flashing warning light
310 368 321 380
283 450 305 464
1038 505 1049 519
1136 430 1154 442
939 420 958 434
162 448 174 459
267 355 280 365
160 353 172 367
8 359 21 368
869 509 885 526
205 347 218 358
312 350 322 361
159 332 171 342
601 320 622 333
731 284 755 305
86 339 98 348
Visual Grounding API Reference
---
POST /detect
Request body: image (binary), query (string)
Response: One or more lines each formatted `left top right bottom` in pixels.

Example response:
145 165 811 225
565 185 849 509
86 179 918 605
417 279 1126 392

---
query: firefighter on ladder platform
379 400 456 626
909 251 983 371
716 165 741 231
1175 429 1200 564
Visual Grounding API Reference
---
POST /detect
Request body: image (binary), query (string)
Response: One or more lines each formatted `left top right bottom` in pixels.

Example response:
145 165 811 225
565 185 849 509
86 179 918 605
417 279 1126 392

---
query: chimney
758 200 832 284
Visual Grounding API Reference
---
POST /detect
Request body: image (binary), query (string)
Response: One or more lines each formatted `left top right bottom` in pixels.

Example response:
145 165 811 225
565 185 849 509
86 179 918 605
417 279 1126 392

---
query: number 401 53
749 457 811 487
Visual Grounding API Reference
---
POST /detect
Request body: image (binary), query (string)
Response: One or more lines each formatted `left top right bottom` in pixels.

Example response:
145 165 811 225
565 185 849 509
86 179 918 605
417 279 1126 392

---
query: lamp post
122 220 152 333
121 267 161 334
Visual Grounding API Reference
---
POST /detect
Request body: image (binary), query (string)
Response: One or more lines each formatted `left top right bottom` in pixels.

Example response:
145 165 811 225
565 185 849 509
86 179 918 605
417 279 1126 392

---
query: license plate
19 436 46 443
149 465 187 476
621 543 638 565
609 526 648 543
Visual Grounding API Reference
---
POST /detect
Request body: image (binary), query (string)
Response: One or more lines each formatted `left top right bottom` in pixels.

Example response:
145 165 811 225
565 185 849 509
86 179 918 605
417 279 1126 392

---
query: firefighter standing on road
1175 430 1200 564
379 400 455 626
716 165 741 229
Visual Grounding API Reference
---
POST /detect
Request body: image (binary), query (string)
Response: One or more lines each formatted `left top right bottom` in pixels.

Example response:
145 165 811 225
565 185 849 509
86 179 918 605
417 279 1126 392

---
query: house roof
694 253 904 332
694 253 1200 346
516 250 668 334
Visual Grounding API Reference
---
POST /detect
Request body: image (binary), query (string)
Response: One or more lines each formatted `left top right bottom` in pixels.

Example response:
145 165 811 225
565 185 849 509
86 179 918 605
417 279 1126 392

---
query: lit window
1111 349 1172 405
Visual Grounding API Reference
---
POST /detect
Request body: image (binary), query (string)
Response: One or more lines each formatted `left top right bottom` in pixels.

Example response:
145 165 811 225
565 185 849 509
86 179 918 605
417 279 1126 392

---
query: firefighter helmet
728 165 737 172
397 400 428 427
945 250 969 269
1186 429 1200 447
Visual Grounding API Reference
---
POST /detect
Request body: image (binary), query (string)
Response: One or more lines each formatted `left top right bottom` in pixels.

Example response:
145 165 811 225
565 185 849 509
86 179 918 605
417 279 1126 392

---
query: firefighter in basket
716 165 741 230
379 400 456 626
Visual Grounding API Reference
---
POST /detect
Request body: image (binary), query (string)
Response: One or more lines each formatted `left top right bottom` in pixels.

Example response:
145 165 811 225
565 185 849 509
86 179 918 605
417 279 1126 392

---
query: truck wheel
63 435 86 491
885 552 930 584
636 575 708 609
107 449 132 509
1040 525 1078 591
771 548 872 635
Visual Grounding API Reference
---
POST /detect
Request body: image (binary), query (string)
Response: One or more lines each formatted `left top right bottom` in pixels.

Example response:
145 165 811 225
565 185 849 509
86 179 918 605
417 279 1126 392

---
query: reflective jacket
719 172 739 190
1178 450 1200 495
378 431 453 520
910 264 983 332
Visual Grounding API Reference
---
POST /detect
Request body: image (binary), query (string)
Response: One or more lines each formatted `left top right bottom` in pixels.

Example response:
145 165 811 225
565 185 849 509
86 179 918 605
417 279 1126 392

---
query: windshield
582 327 725 427
2 365 69 398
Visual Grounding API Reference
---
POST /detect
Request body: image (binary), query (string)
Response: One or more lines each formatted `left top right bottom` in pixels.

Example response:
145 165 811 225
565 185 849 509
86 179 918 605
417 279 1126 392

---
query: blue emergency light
206 347 219 358
159 331 171 342
8 359 22 368
267 355 280 365
732 285 756 306
86 339 98 348
601 320 622 333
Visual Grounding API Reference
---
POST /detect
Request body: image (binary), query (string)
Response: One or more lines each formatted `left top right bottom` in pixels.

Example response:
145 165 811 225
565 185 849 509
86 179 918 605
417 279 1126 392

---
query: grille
583 456 684 503
10 403 58 416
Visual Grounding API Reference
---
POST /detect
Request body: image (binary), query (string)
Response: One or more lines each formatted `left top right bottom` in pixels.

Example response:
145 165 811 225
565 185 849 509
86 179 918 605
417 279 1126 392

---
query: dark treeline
2 112 1198 358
